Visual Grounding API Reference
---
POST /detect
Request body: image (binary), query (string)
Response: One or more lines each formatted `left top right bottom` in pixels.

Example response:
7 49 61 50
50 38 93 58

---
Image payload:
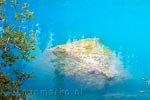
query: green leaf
3 18 7 22
0 6 2 10
29 38 36 43
21 7 24 10
20 13 23 16
21 18 25 21
30 16 34 20
1 29 5 33
16 2 19 5
24 3 29 8
30 46 36 50
0 0 36 99
30 55 35 59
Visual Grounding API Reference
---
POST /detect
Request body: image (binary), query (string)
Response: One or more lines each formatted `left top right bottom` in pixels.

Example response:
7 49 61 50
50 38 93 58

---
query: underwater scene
1 0 150 100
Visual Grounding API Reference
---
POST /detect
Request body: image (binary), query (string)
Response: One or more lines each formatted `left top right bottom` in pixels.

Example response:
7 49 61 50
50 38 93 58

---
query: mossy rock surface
45 38 128 88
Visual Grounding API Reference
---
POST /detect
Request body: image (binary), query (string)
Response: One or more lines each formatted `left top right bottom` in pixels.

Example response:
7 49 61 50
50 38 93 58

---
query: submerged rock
45 38 128 88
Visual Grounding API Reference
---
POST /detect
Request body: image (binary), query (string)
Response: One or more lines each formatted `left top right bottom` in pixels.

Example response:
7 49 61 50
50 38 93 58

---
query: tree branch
10 20 21 32
5 20 21 51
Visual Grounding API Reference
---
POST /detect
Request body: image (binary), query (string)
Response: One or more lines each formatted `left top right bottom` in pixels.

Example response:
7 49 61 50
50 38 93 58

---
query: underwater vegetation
0 0 36 99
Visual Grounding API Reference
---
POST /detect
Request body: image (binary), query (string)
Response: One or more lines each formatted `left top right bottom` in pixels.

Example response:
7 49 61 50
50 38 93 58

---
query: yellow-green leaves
0 0 36 99
11 0 19 7
21 3 29 11
15 10 34 22
11 2 34 21
147 81 150 85
0 6 2 10
16 2 19 5
3 9 6 15
14 69 20 74
20 13 23 16
21 7 24 11
140 76 150 93
1 29 5 33
30 46 36 50
29 38 36 43
30 55 35 59
20 18 24 21
29 31 35 36
3 18 7 22
25 10 34 20
0 0 6 4
15 13 19 20
0 13 2 20
30 15 34 20
24 3 29 8
0 10 7 21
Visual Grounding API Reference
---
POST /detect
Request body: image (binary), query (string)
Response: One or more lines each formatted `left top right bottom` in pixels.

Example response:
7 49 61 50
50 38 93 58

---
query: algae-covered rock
45 38 128 88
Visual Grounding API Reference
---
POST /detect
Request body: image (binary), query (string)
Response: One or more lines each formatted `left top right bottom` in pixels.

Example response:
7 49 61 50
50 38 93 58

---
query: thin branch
15 45 23 50
5 37 10 51
4 20 21 51
10 44 23 50
10 20 21 32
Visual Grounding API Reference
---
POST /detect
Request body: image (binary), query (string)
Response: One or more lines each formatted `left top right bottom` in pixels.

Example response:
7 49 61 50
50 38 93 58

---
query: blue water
7 0 150 100
28 0 150 75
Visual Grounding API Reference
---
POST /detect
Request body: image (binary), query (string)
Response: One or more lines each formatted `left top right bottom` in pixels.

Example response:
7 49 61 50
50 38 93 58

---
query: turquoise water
28 0 150 76
7 0 150 100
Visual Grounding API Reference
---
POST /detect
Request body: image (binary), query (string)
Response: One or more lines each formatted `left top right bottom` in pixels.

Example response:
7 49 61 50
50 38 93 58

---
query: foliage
0 0 36 100
139 76 150 93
